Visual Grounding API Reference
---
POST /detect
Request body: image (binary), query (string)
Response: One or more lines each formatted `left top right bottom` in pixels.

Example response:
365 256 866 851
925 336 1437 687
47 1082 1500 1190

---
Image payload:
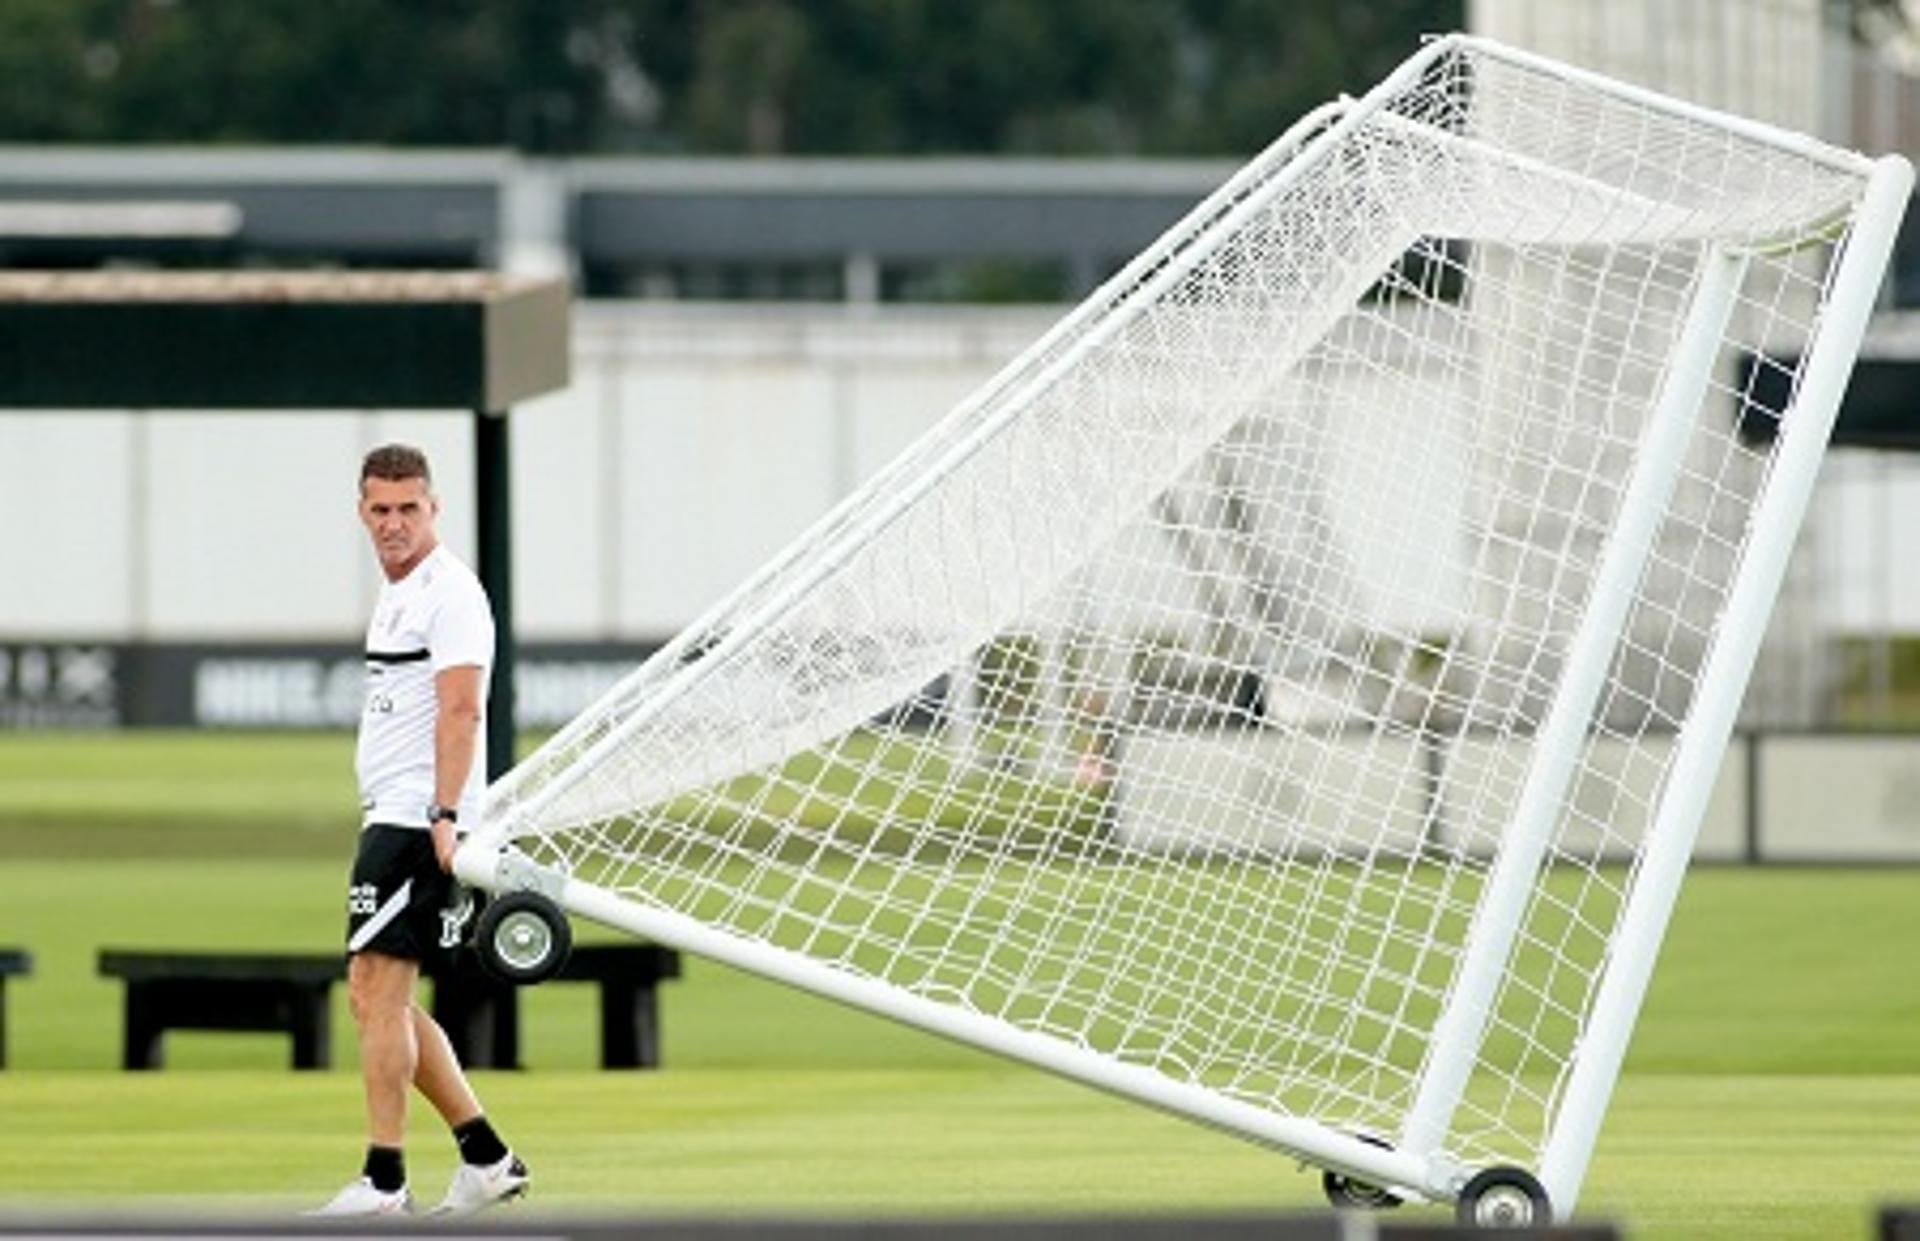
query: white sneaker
430 1153 530 1215
305 1176 413 1216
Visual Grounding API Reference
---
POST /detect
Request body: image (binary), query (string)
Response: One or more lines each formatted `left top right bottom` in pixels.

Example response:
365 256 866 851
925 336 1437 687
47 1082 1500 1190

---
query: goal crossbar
1369 108 1863 252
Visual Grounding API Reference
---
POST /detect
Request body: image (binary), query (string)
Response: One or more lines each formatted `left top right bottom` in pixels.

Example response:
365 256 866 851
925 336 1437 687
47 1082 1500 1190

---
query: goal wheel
474 890 572 985
1322 1168 1402 1211
1455 1166 1551 1228
1320 1133 1402 1210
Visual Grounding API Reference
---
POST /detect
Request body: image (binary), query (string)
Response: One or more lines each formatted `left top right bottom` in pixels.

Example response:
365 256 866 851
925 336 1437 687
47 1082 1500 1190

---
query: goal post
1533 150 1916 1210
1396 242 1750 1172
457 33 1911 1220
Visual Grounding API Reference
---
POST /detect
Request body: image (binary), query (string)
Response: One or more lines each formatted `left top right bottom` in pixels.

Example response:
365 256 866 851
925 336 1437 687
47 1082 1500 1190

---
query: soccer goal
457 34 1911 1225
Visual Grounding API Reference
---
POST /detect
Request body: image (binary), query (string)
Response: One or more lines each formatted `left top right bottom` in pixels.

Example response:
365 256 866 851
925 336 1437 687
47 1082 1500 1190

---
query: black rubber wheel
1320 1133 1403 1211
474 890 572 985
1455 1166 1551 1228
1322 1167 1403 1210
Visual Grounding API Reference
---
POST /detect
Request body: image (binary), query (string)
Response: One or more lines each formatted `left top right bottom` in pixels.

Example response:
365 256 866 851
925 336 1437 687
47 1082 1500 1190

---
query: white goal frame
457 34 1912 1219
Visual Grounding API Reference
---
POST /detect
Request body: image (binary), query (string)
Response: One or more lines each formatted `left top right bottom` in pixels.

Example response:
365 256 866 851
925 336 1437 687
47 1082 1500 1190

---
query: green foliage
0 0 1460 155
976 634 1044 727
1830 634 1920 727
885 258 1070 305
0 0 661 150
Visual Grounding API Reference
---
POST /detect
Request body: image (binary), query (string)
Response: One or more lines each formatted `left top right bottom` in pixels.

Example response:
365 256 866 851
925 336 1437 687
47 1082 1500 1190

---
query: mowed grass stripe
8 860 1920 1076
2 1069 1918 1239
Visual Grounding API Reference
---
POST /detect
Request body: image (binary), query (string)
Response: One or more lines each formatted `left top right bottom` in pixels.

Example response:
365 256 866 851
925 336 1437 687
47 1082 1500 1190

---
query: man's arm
431 663 485 872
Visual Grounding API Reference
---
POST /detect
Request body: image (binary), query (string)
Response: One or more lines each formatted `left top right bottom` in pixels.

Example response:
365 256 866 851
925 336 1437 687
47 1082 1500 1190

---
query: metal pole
1399 245 1748 1170
475 407 515 783
1537 154 1915 1218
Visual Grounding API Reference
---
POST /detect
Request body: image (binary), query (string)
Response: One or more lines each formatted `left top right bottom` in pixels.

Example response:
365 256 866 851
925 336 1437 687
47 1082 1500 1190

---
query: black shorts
345 824 472 964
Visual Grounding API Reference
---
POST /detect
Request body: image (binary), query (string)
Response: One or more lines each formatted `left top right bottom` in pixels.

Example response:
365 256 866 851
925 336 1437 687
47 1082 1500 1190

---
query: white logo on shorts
349 882 378 916
439 891 475 949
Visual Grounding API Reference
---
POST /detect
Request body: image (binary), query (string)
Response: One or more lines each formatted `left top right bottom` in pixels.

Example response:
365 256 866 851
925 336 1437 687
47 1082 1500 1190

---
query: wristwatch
427 803 459 825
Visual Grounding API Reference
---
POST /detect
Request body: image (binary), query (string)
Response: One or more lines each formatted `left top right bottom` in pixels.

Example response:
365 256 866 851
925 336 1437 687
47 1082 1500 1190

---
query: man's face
359 474 439 578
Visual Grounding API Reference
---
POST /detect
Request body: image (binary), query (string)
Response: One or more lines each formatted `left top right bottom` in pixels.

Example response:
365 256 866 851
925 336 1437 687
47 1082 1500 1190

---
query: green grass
0 731 358 856
0 727 1105 856
2 1069 1913 1235
1 731 1918 1236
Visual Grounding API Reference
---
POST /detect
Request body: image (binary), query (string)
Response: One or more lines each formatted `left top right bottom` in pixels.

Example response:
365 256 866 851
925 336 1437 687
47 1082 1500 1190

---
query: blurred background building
0 0 1915 734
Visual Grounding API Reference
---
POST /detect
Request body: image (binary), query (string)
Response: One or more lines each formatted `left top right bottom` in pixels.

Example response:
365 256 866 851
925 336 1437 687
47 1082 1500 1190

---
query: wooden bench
97 943 680 1071
97 951 345 1070
0 948 31 1069
429 943 682 1070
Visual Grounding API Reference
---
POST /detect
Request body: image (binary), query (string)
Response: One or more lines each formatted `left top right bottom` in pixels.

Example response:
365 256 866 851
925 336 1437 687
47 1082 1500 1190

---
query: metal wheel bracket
496 848 569 902
1318 1131 1418 1211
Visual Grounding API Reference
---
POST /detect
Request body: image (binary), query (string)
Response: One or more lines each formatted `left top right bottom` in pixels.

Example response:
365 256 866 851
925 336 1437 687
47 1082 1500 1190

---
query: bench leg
432 965 521 1071
124 988 163 1071
488 992 521 1070
598 981 661 1070
290 985 331 1070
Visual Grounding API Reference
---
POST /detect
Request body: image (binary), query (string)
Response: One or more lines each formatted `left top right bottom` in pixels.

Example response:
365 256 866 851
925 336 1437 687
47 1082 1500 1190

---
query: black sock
362 1144 405 1192
452 1116 508 1166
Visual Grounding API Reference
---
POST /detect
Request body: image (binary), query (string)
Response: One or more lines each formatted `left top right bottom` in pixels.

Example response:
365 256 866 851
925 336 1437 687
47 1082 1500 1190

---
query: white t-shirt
355 544 494 830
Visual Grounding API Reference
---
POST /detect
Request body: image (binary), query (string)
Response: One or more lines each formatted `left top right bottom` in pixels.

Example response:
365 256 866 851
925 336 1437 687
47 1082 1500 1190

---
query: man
312 443 529 1216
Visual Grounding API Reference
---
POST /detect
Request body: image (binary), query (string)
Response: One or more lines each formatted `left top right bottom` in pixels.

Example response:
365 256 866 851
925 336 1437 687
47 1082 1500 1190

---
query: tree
0 0 1467 156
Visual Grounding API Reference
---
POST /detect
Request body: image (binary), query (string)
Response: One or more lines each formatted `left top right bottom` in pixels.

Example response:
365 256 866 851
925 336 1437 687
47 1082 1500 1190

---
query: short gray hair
360 443 432 490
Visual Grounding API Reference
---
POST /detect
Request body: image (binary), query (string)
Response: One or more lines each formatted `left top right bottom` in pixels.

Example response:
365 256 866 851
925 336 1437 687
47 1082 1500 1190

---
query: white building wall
142 413 370 637
570 305 1046 639
1469 0 1829 132
4 291 1913 667
0 303 1052 644
0 412 134 634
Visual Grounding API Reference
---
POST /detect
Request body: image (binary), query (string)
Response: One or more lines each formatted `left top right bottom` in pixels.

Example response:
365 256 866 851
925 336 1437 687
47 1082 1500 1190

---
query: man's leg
410 1003 481 1127
411 999 528 1213
308 949 419 1214
348 951 420 1147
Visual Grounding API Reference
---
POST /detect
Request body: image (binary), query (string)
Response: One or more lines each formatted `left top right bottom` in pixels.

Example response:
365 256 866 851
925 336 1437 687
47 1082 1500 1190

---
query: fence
1112 727 1920 865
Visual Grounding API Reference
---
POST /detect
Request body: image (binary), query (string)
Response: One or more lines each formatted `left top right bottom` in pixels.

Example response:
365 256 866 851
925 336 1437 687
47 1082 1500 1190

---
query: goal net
463 34 1909 1214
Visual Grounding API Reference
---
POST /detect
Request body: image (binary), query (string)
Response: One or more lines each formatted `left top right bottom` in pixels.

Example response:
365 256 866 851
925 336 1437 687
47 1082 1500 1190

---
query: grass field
2 732 1918 1236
